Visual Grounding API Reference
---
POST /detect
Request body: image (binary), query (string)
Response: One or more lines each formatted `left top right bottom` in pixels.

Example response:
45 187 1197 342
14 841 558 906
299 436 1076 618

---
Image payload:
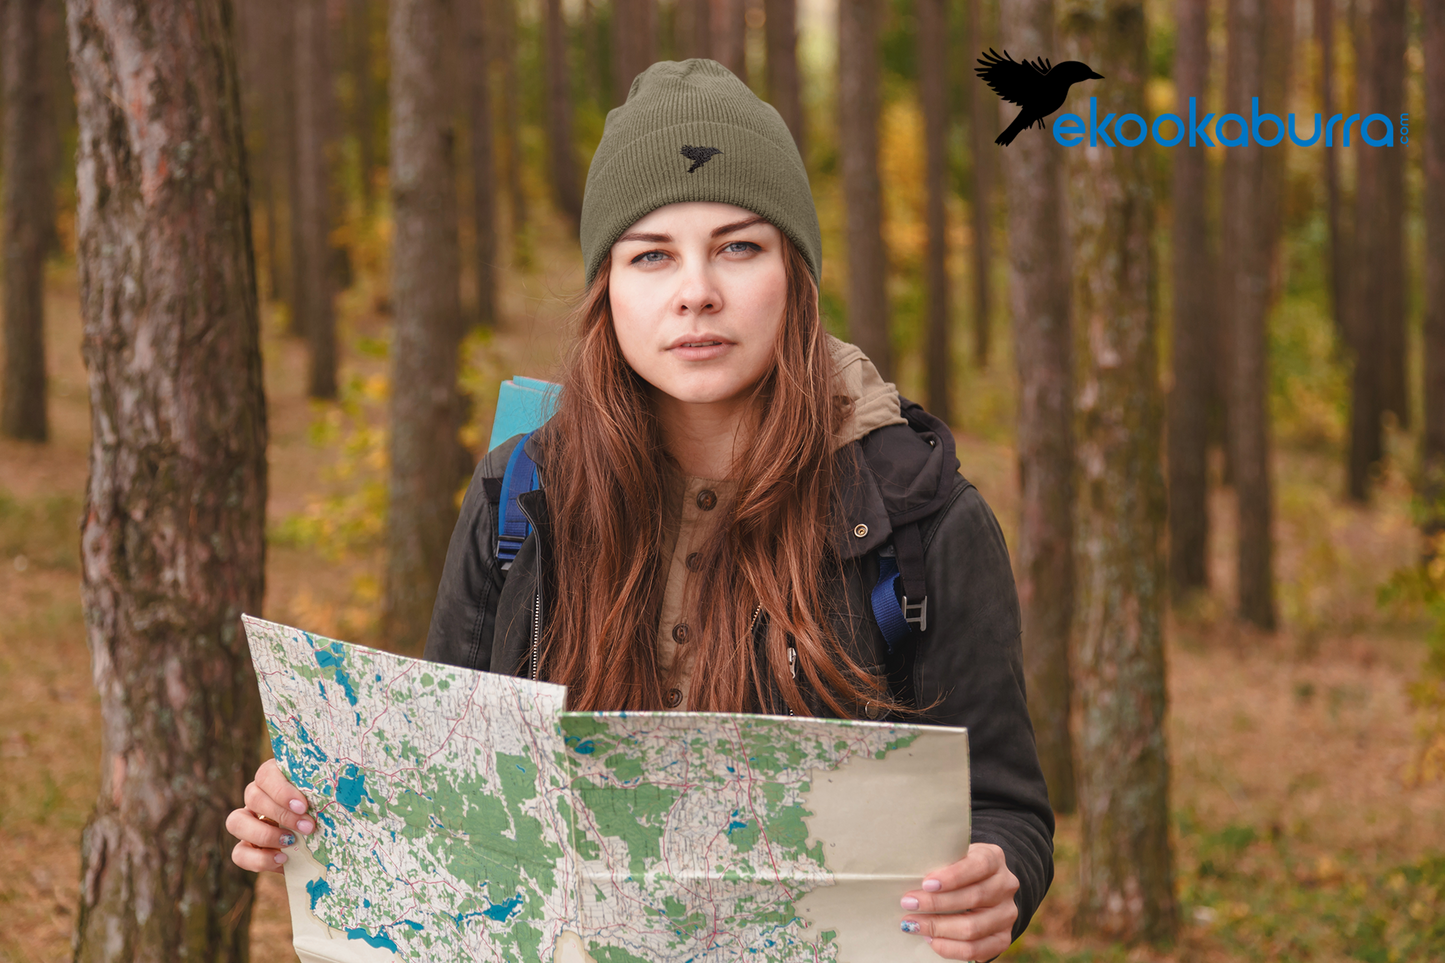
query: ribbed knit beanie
580 59 822 288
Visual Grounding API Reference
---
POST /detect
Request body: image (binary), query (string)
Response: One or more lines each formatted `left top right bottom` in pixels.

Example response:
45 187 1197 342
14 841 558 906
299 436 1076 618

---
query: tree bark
385 0 466 651
544 0 583 229
1222 0 1277 627
295 0 338 399
1167 0 1212 597
614 0 658 102
967 0 993 370
838 0 891 379
462 0 498 327
763 0 804 154
66 0 268 958
1373 0 1407 428
1061 0 1177 942
676 0 710 59
350 0 379 216
2 0 53 442
1425 0 1445 540
710 0 745 78
918 0 950 423
497 0 529 244
1316 0 1344 344
1002 0 1076 816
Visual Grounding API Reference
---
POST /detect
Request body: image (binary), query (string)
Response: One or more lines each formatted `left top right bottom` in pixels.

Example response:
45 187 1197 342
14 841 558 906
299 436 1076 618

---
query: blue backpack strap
869 524 929 655
497 432 540 572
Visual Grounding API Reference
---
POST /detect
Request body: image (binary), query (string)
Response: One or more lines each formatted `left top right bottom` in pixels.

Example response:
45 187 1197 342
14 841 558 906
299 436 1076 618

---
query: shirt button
686 552 701 572
854 523 869 538
666 688 683 708
696 489 717 511
672 623 689 644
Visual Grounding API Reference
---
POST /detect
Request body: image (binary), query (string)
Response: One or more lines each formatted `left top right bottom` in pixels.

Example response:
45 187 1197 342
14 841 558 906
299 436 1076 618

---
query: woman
228 59 1053 961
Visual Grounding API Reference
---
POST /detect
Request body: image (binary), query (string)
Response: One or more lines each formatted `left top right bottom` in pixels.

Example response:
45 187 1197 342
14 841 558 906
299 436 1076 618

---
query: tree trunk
385 0 466 651
676 0 710 59
1424 0 1445 541
918 0 950 423
1061 0 1177 942
1317 0 1344 344
710 0 745 78
1 0 53 442
967 0 993 370
763 0 804 154
838 0 891 379
1222 0 1277 627
497 0 529 246
614 0 658 102
66 1 268 958
1373 0 1407 428
350 0 379 216
1167 0 1212 597
462 0 498 327
295 0 338 399
544 0 583 228
1002 0 1076 816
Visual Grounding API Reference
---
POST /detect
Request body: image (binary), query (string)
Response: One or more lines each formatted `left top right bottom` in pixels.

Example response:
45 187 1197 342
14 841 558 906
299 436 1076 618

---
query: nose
674 260 721 316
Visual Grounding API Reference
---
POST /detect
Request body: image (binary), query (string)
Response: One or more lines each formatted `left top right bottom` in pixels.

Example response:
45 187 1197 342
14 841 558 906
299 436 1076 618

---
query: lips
667 333 733 350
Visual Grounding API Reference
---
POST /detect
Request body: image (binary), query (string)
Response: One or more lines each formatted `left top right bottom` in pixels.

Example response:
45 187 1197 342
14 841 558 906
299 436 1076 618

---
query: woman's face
608 201 788 411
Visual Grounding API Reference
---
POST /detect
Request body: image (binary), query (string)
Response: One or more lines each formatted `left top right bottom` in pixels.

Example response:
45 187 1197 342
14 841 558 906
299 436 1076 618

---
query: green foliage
0 490 82 574
1379 507 1445 786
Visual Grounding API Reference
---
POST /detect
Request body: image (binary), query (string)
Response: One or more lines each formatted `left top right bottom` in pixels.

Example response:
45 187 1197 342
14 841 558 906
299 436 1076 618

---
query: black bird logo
680 145 723 173
974 49 1103 146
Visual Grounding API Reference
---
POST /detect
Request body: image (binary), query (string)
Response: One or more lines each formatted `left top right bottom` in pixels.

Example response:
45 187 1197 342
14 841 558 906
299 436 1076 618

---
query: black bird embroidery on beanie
680 145 723 172
974 49 1103 146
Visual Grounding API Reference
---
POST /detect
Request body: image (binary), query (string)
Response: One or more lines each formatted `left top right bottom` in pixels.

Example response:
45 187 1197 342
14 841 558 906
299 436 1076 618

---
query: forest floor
2 234 1443 962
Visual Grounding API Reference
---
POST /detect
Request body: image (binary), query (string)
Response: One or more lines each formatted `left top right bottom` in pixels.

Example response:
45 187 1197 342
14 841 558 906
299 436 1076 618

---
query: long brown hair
537 235 892 717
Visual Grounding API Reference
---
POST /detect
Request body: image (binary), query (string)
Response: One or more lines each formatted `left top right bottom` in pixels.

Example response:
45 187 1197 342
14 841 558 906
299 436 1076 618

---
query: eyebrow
614 216 769 246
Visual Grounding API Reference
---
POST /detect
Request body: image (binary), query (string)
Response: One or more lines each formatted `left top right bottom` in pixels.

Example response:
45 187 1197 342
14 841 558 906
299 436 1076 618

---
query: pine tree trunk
967 0 993 370
615 0 658 102
1317 0 1344 344
1168 0 1212 597
498 0 529 244
1372 0 1407 428
1424 0 1445 540
1 0 53 442
838 0 891 379
350 0 379 216
676 0 710 59
296 0 338 399
385 0 465 652
1061 0 1177 941
462 0 498 326
918 0 950 423
544 0 583 228
710 0 745 78
1001 0 1075 816
763 0 804 154
1222 0 1277 626
66 0 268 957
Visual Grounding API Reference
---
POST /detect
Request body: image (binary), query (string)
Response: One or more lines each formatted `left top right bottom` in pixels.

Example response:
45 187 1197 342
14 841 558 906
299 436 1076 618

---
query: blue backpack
487 379 927 657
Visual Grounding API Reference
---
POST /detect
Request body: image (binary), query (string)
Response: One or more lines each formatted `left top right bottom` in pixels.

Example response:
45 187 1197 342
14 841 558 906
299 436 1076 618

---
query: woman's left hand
898 842 1019 961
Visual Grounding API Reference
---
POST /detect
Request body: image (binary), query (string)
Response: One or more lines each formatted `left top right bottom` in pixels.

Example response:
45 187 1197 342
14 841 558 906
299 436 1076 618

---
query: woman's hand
898 843 1019 961
225 758 315 873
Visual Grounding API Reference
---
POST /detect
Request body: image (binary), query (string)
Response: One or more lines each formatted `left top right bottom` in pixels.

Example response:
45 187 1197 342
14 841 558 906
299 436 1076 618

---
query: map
244 616 971 963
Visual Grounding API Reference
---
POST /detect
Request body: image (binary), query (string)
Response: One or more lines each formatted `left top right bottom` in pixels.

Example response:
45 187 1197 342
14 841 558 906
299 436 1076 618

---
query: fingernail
922 878 942 892
273 851 289 865
900 896 919 910
924 936 933 944
297 818 315 834
279 833 296 848
289 798 307 814
900 920 922 934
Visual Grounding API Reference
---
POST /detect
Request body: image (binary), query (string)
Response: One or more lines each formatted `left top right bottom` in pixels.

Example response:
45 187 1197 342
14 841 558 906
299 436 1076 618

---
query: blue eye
631 250 669 264
725 241 761 254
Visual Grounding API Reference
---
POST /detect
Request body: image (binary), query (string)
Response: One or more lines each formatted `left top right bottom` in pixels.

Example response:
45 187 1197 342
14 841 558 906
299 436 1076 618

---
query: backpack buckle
902 595 928 632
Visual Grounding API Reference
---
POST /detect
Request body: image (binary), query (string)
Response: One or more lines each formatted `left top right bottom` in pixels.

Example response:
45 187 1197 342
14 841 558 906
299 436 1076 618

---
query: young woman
228 59 1053 961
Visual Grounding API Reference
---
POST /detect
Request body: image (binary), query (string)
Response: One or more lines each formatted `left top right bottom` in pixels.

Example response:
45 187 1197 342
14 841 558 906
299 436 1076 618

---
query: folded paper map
243 615 970 963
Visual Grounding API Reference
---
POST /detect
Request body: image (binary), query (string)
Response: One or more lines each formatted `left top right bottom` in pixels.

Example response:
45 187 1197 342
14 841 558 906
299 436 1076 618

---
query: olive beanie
580 59 822 288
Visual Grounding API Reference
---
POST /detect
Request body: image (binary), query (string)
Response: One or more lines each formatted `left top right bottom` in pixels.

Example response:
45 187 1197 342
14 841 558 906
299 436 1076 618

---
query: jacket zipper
530 588 541 681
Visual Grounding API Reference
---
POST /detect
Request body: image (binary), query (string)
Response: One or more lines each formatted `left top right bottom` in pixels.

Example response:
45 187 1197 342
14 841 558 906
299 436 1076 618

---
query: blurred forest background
1 0 1444 959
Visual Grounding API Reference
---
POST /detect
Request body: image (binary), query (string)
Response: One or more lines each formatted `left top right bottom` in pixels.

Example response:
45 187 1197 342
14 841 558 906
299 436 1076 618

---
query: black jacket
423 400 1055 942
